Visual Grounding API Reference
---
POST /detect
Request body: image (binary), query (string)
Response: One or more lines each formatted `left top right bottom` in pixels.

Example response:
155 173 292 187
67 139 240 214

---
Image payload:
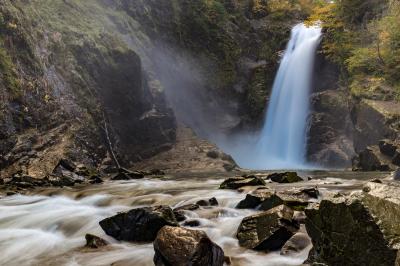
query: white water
0 177 316 266
229 24 321 170
0 171 384 266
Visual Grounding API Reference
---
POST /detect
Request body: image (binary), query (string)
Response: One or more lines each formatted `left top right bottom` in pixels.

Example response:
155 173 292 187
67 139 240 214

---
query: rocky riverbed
0 169 395 266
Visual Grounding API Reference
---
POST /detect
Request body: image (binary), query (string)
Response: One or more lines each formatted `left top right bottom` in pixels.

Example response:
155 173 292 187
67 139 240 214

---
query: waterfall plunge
232 24 322 170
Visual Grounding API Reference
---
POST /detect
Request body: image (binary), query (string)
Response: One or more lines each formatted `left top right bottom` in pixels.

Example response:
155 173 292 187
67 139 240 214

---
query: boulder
85 234 108 248
354 146 393 171
111 168 144 180
153 226 224 266
280 232 311 256
236 187 318 211
267 172 303 183
237 205 299 251
99 206 178 242
379 139 398 157
219 176 266 189
305 183 400 266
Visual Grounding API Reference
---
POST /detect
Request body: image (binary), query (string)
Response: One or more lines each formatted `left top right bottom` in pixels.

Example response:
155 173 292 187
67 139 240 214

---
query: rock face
219 176 266 189
153 226 224 266
353 141 400 171
307 90 355 168
237 205 299 251
305 182 400 266
99 206 178 242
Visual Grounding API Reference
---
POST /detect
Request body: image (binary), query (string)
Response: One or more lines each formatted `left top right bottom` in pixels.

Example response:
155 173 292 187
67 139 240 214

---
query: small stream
0 171 387 266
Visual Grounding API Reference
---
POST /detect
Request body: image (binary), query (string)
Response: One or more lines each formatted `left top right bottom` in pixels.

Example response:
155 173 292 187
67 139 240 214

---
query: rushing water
230 24 322 170
0 171 386 266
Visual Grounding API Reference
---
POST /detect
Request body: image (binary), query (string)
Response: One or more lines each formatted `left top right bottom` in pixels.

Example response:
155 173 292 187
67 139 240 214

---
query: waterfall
257 23 321 169
235 23 321 170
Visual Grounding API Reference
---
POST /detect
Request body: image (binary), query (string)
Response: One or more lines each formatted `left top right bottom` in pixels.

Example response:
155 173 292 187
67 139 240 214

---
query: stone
236 187 317 211
111 168 144 180
85 234 108 248
206 150 220 159
305 183 400 266
280 232 311 256
237 205 299 251
99 206 178 242
354 146 394 171
379 139 398 157
196 197 218 206
153 226 224 266
219 176 266 189
183 220 201 227
267 172 303 183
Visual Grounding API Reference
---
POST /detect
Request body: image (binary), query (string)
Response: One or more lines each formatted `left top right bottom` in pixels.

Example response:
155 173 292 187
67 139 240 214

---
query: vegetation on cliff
308 0 400 100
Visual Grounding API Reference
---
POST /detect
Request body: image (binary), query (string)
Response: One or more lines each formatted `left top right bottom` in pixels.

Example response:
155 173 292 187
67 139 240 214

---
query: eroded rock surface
305 181 400 266
237 205 299 251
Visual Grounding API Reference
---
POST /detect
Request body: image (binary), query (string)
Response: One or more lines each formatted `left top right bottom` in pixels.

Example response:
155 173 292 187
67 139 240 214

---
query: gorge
1 1 400 266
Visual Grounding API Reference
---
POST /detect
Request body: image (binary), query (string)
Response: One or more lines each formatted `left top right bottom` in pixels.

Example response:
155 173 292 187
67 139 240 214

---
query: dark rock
393 150 400 166
111 168 145 180
206 150 220 159
305 184 400 266
85 234 108 248
267 172 303 183
45 174 75 187
280 232 311 255
301 188 320 199
154 226 224 266
219 176 266 189
173 204 200 222
89 176 103 184
196 197 218 207
99 205 178 242
53 159 76 173
237 205 299 251
236 188 282 210
354 146 393 171
379 139 397 157
183 220 201 227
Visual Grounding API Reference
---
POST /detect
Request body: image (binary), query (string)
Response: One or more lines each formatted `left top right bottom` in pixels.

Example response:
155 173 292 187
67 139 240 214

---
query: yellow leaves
44 94 51 103
6 22 17 30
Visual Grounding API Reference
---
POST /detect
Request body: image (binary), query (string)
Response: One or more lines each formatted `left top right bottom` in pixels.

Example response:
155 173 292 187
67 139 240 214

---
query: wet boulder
237 205 299 251
219 176 266 189
394 168 400 180
154 226 224 266
85 234 108 248
99 206 178 242
111 167 144 180
305 183 400 266
280 232 312 256
267 172 303 183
